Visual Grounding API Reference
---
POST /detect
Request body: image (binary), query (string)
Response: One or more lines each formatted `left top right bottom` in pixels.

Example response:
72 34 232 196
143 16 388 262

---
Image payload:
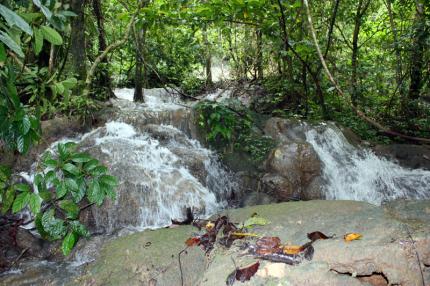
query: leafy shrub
195 100 274 162
0 142 118 255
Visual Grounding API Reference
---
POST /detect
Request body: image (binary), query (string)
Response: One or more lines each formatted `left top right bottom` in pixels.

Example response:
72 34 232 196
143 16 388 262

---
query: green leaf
62 231 77 256
65 178 78 191
1 187 15 214
90 166 108 176
12 192 30 213
242 215 270 228
69 221 89 238
44 170 56 184
14 183 30 192
57 143 68 160
99 175 118 187
70 153 91 163
0 31 24 57
28 193 42 215
56 181 67 199
0 43 6 62
16 134 30 154
41 208 66 240
71 178 86 203
62 163 80 176
35 212 50 239
33 28 43 55
61 78 78 89
59 199 79 219
0 4 33 36
40 25 63 45
84 160 99 172
32 0 52 20
87 180 104 206
20 115 31 135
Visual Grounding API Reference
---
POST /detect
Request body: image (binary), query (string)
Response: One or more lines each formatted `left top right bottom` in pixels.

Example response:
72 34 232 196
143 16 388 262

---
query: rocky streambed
1 88 430 285
2 200 429 286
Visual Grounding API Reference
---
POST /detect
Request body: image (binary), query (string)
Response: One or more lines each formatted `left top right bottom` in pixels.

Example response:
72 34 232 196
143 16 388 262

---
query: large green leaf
0 4 33 36
40 25 63 45
61 231 77 256
0 43 6 62
69 221 89 238
87 180 104 206
59 199 79 219
12 192 30 213
99 175 118 187
0 31 24 57
1 187 15 213
62 163 80 176
41 208 67 240
32 0 52 20
29 193 42 215
33 27 43 55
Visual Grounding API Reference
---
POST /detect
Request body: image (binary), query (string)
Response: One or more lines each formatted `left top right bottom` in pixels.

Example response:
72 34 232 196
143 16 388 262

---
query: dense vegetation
0 0 429 256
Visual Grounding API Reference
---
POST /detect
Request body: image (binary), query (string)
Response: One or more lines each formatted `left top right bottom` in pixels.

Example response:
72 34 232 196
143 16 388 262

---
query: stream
1 88 429 285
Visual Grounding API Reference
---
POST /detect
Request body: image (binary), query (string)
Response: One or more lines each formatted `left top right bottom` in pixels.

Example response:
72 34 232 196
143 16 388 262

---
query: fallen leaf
231 232 259 237
206 221 215 230
256 237 281 249
185 237 200 247
344 233 362 242
226 261 260 285
242 216 270 228
282 245 302 255
307 231 332 241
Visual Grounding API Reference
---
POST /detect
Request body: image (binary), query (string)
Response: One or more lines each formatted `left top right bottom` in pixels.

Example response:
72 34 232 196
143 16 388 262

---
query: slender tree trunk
408 0 426 100
92 0 114 98
70 0 87 83
384 0 404 96
134 27 146 102
277 0 293 80
203 25 212 86
256 28 263 80
351 0 371 106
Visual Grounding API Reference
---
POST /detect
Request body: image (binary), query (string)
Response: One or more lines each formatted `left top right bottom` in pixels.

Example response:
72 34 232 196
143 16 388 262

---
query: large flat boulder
70 200 430 286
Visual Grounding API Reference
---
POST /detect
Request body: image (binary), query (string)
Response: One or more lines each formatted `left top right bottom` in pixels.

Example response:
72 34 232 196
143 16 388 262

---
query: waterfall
305 124 430 205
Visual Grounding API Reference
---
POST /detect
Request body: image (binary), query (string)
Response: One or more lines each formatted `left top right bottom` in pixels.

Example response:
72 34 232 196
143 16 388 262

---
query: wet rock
373 144 430 170
262 142 322 201
53 200 430 286
263 117 308 143
239 191 278 207
15 228 54 259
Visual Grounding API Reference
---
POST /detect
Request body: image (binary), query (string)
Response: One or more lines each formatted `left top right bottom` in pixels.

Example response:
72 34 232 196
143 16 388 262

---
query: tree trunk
134 27 146 102
384 0 404 96
277 0 293 80
408 0 426 100
70 0 87 83
351 0 370 106
203 25 212 86
92 0 114 98
256 28 263 80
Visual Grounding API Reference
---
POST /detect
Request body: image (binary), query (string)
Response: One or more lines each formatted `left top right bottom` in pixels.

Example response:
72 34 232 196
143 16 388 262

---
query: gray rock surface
2 200 424 286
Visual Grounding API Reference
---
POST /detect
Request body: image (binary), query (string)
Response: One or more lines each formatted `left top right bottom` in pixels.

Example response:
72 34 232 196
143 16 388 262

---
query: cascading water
305 123 430 205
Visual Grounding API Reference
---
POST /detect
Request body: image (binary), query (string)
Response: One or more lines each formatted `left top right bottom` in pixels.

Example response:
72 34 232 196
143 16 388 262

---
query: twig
10 247 29 268
178 247 188 286
405 225 426 286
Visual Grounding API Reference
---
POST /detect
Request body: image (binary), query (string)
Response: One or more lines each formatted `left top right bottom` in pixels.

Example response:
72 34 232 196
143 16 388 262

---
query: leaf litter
178 213 362 285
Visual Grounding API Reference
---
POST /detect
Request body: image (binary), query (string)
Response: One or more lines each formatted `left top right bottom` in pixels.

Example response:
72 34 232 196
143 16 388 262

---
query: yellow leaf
206 221 215 231
231 232 259 237
344 233 362 242
282 245 302 255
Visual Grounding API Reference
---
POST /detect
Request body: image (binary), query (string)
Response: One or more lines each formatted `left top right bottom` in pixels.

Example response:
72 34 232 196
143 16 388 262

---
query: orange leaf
283 245 302 255
344 233 362 242
185 237 200 246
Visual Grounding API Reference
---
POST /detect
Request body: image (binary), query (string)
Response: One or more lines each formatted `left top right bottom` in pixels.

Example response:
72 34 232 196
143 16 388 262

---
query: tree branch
303 0 430 144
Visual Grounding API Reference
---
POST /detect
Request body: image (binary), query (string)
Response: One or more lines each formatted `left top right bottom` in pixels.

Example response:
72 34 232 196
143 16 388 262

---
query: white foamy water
306 125 430 205
114 88 183 111
76 121 237 232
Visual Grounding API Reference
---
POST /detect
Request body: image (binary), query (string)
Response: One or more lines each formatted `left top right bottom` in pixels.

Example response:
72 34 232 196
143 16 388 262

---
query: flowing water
305 123 430 205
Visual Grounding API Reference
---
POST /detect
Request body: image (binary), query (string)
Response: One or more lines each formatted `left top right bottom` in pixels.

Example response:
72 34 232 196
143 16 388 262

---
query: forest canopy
1 0 429 148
